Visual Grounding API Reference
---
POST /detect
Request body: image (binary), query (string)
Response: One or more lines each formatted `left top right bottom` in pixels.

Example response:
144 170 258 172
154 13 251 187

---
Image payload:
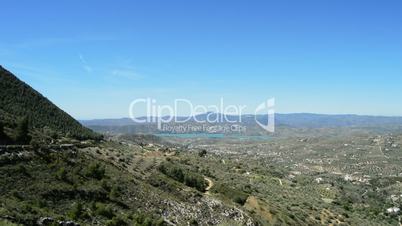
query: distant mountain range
81 113 402 133
275 113 402 128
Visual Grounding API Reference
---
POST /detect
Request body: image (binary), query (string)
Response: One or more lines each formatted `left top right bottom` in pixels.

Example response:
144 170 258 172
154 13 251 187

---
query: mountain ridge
81 113 402 128
0 66 99 141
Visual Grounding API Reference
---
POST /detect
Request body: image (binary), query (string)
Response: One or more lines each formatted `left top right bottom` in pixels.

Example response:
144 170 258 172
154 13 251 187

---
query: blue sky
1 0 401 119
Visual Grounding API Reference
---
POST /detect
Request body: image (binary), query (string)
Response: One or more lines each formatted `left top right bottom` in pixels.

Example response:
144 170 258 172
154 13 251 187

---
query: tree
198 149 207 157
0 121 13 145
68 202 84 220
15 117 31 144
0 121 8 144
85 162 106 180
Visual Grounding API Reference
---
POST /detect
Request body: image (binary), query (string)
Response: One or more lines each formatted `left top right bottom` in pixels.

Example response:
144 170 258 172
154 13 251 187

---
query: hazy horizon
79 112 402 121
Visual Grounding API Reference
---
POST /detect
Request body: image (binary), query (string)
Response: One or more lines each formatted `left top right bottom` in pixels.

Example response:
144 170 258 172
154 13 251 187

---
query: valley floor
1 131 402 225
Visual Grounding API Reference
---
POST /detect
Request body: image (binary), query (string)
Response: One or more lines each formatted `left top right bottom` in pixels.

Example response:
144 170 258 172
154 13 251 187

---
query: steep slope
0 66 99 140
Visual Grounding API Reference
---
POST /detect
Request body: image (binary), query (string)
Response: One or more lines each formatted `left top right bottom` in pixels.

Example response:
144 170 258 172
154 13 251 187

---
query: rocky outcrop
37 217 80 226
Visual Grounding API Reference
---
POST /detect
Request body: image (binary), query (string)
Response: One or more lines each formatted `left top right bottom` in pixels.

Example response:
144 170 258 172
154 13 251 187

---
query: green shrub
109 185 121 199
11 191 23 200
85 163 106 180
189 219 198 225
133 212 152 225
184 173 207 192
68 202 84 220
158 162 207 192
95 203 115 219
0 220 22 226
0 121 12 144
233 195 248 205
132 212 164 226
17 165 30 177
56 167 67 181
106 216 128 226
154 218 165 226
101 179 111 191
213 184 249 205
198 149 207 157
14 116 31 145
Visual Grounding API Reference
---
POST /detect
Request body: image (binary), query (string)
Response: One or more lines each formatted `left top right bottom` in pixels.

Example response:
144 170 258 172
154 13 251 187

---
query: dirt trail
204 177 214 194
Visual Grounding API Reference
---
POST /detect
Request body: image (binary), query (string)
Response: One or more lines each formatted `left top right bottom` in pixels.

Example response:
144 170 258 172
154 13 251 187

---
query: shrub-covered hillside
0 66 99 140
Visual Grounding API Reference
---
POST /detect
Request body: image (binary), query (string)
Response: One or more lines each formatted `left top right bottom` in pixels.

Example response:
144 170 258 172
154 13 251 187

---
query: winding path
204 177 214 194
